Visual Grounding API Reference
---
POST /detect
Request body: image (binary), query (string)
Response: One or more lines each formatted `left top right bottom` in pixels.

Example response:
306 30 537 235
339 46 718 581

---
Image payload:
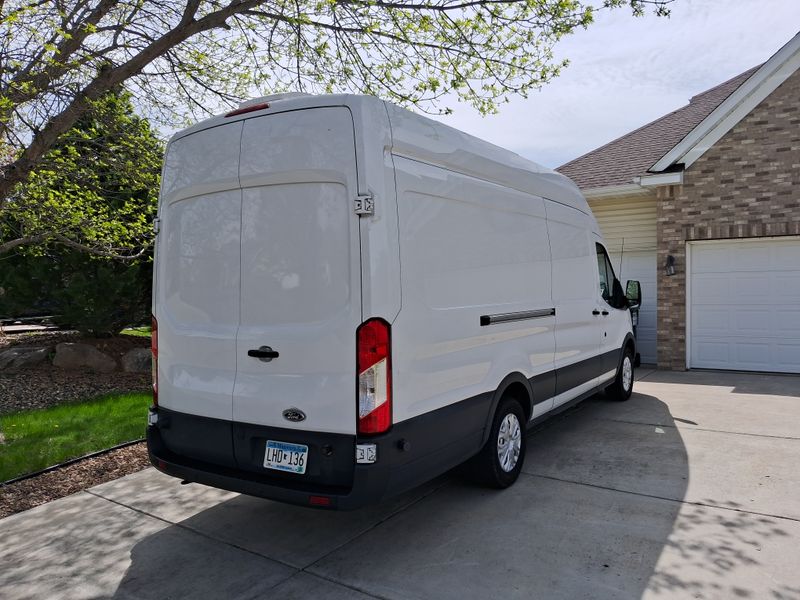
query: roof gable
558 32 800 192
556 67 758 190
652 31 800 172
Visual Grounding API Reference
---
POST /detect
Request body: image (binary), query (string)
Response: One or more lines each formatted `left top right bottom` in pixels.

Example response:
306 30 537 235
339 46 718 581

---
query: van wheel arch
607 335 636 402
480 373 532 447
621 334 636 369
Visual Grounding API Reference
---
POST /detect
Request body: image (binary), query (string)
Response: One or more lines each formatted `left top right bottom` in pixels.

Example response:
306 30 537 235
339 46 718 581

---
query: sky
433 0 800 169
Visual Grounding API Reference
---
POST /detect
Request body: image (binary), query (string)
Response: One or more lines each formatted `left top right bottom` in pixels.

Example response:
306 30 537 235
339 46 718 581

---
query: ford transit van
147 93 641 509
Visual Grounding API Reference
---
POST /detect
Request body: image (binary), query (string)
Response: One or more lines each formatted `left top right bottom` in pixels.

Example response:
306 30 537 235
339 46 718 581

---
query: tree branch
0 0 265 205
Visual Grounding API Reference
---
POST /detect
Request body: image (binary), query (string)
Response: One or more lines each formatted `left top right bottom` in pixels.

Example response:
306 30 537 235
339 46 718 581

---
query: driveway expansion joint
84 489 298 570
521 471 800 523
276 571 390 600
85 477 449 600
297 477 451 570
594 417 800 441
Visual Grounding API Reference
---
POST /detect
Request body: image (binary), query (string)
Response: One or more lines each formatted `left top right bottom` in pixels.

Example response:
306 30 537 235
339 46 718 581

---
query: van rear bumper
148 431 385 510
146 403 485 510
146 413 382 510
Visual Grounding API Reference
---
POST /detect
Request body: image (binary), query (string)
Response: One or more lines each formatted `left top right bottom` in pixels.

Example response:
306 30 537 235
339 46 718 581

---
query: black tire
466 397 526 488
606 346 634 402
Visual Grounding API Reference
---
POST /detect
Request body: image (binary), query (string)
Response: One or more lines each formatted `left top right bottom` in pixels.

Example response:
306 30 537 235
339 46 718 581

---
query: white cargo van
147 93 641 509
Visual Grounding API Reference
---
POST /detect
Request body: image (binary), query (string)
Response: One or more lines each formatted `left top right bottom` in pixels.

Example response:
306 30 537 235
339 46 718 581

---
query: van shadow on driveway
100 392 796 600
2 382 798 600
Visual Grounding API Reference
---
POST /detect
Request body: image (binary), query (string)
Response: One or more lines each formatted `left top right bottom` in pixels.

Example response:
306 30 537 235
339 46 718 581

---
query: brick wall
656 68 800 369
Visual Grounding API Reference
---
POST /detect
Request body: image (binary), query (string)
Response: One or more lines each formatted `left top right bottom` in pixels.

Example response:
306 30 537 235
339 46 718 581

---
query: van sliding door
545 200 604 405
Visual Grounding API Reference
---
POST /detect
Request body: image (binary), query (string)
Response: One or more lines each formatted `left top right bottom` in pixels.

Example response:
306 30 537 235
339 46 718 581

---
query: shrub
0 250 151 336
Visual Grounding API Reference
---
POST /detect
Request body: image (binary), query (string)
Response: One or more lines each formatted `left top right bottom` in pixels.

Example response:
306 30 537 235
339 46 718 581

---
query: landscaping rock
0 346 50 370
121 348 151 373
53 343 117 373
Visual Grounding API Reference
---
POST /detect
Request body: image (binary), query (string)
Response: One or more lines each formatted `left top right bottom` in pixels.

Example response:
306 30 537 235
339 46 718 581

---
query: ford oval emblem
282 408 306 423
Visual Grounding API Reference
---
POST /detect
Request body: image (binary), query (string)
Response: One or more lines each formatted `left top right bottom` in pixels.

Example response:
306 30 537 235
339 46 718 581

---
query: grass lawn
120 325 151 338
0 392 152 482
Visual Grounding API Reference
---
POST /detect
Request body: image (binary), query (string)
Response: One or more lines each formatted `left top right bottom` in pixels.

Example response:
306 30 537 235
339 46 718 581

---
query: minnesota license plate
264 440 308 474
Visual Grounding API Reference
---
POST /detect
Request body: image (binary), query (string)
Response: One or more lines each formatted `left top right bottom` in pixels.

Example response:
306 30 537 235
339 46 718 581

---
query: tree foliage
1 89 161 256
0 88 158 333
0 0 670 254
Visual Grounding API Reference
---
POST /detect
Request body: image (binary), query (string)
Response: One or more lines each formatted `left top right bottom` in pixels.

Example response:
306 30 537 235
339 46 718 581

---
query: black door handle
602 310 609 316
592 310 601 316
248 346 279 362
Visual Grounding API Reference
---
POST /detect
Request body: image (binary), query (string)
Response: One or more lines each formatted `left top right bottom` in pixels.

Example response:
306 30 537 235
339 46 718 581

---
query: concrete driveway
2 369 799 600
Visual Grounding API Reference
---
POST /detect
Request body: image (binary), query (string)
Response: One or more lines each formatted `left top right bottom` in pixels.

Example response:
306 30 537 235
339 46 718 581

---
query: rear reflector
357 318 391 435
224 102 270 117
151 314 158 406
309 495 331 507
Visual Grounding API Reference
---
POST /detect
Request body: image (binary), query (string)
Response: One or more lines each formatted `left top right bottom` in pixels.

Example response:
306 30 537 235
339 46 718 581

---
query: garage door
610 250 657 364
689 238 800 373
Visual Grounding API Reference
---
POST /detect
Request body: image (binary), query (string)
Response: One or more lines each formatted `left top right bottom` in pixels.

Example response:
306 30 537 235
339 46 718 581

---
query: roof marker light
224 102 270 118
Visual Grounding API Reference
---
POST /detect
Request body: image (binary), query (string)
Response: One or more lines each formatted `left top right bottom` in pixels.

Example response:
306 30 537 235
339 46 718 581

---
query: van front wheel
606 347 634 402
467 397 526 488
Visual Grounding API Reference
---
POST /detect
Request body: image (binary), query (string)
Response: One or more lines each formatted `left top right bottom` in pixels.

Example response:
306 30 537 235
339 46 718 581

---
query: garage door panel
732 309 771 333
692 246 730 272
693 274 730 303
690 238 800 374
637 308 656 331
775 274 800 298
693 341 730 366
732 275 770 299
610 250 656 364
693 338 797 371
778 309 800 333
733 244 771 270
774 244 800 268
691 307 729 334
775 343 800 370
735 343 771 366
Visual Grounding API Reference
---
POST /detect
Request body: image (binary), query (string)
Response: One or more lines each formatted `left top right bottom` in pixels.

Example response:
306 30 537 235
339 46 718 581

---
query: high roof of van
169 93 590 216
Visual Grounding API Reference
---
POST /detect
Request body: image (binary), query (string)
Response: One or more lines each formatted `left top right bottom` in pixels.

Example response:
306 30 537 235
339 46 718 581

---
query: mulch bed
0 367 150 415
0 441 151 519
0 330 151 415
1 330 153 519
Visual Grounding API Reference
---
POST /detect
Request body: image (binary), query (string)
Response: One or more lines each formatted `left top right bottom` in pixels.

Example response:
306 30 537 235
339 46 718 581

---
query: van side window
595 243 616 303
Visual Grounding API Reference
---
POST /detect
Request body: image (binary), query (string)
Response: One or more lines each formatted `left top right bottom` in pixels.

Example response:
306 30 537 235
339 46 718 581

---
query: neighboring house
558 33 800 373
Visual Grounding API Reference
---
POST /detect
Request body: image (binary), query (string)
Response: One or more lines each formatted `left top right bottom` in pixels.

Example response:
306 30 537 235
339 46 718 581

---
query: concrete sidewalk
2 369 799 600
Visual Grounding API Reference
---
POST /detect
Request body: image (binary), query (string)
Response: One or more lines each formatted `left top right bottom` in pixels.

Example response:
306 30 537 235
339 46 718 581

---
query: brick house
558 33 800 373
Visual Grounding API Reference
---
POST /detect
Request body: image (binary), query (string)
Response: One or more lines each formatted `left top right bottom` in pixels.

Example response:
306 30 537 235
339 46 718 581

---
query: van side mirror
626 280 642 309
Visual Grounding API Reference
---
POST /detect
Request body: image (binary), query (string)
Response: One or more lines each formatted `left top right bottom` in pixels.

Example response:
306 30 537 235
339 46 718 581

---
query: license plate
264 440 308 474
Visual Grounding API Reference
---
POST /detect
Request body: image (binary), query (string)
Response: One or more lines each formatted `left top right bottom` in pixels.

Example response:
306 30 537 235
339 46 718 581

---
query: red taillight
357 318 391 435
151 314 158 406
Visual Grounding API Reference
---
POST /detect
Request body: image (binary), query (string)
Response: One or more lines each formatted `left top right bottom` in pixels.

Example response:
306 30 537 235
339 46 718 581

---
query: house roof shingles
556 66 761 190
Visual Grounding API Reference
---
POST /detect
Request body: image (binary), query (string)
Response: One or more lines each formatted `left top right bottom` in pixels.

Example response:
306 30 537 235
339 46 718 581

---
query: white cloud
434 0 799 168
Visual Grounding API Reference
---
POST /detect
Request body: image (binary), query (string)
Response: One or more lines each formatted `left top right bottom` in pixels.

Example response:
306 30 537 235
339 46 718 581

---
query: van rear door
155 122 243 423
232 107 362 436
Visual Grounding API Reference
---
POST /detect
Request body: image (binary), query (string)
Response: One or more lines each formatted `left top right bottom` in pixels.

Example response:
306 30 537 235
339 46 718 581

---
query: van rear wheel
467 397 526 488
606 346 634 402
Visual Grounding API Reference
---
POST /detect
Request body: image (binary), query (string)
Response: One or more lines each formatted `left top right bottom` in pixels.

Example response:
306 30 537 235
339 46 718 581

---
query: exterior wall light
665 254 676 277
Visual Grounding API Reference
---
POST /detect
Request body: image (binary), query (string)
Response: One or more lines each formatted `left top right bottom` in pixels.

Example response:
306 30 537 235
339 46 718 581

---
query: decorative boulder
0 346 50 370
121 348 152 373
53 342 116 373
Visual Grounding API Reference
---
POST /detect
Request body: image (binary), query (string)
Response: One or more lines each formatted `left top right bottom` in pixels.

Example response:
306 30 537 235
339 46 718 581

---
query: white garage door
610 250 657 364
689 238 800 373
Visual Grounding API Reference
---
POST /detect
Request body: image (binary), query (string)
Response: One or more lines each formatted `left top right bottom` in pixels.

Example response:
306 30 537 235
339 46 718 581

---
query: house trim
635 172 684 187
582 183 653 199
